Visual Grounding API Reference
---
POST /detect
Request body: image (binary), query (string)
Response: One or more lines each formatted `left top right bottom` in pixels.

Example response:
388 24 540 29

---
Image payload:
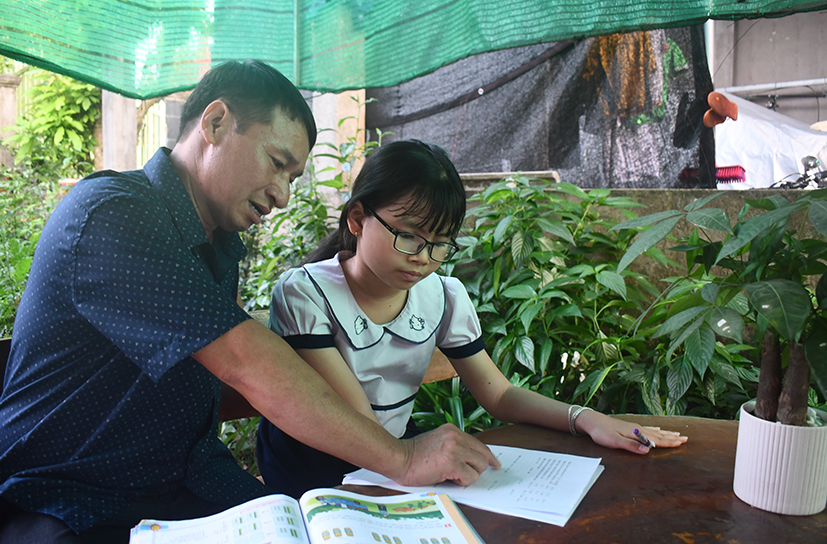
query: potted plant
613 190 827 515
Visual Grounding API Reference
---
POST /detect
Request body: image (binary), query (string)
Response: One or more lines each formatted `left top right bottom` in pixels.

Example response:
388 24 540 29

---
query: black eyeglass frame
366 208 460 263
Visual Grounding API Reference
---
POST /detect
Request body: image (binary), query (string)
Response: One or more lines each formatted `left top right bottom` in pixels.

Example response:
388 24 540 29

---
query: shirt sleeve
435 277 485 359
270 267 337 350
72 194 249 381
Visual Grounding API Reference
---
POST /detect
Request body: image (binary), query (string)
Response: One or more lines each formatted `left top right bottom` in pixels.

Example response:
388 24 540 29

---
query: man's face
198 106 310 234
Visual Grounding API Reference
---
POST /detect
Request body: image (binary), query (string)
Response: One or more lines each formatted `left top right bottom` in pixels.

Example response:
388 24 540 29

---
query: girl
257 139 686 498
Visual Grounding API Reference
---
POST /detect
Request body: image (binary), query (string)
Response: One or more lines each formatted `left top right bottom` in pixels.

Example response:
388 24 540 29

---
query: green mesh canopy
1 0 826 98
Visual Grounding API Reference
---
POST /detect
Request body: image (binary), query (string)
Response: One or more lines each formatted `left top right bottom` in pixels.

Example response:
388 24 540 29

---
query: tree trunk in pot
777 342 810 426
754 330 781 422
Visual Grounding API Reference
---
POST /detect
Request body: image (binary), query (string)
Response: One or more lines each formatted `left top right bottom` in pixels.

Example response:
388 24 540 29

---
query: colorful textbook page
129 489 484 544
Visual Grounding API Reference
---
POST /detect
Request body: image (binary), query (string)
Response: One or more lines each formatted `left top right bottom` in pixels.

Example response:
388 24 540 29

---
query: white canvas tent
715 92 827 189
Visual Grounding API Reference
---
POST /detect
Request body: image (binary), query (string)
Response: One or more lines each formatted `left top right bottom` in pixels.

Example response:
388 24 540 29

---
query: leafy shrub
414 177 759 433
415 177 658 431
0 160 65 337
612 192 827 420
4 68 100 174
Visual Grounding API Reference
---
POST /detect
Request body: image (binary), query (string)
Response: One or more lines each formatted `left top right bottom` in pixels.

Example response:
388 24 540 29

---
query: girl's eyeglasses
368 209 459 263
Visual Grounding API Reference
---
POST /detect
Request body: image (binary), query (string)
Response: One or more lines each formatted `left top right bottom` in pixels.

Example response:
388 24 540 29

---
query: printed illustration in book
129 488 485 544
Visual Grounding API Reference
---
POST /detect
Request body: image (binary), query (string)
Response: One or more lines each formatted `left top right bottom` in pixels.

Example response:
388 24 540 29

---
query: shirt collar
143 148 246 263
304 253 446 349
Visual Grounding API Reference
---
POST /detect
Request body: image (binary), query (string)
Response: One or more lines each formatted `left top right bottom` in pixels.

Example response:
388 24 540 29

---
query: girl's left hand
578 410 688 454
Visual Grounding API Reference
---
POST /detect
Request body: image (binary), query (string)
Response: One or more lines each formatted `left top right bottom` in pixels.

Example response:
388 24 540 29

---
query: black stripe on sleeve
439 337 486 360
371 391 419 412
282 335 336 350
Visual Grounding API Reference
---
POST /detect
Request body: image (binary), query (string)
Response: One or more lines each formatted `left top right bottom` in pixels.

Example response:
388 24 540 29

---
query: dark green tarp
1 1 826 98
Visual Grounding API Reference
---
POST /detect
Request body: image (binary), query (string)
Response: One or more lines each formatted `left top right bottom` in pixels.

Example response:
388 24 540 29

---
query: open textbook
129 489 485 544
344 445 603 527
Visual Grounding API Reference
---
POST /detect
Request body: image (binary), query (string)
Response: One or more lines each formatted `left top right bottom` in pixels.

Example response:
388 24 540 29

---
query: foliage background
1 60 100 337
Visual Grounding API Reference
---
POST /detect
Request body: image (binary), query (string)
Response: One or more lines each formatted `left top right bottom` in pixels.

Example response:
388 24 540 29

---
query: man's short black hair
178 60 316 148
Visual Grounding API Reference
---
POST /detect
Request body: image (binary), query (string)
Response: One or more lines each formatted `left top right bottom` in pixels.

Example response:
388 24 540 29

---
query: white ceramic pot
733 400 827 515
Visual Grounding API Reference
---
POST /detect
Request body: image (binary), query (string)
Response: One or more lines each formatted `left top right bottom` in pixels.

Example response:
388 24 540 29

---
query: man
0 60 498 543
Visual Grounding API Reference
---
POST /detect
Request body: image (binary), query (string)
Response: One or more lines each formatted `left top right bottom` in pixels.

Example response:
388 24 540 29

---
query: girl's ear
346 201 367 237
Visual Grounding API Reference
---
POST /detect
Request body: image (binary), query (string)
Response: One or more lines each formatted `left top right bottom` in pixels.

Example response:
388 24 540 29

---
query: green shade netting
1 0 826 99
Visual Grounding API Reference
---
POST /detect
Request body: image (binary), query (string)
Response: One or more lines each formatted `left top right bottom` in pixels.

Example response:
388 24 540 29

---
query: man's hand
395 424 501 487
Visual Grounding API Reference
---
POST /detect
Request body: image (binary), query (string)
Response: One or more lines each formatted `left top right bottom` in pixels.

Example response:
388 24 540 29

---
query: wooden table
342 415 827 544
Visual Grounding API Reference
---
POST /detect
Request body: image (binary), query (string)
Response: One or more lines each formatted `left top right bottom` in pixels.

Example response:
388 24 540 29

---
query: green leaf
580 363 620 406
665 315 704 362
484 189 515 204
594 336 619 364
538 338 554 375
705 306 744 343
666 357 693 402
455 235 477 248
535 217 574 244
550 303 583 318
745 195 789 210
654 306 709 338
519 301 542 335
701 283 720 305
588 188 611 199
804 320 827 397
493 215 513 244
743 279 812 341
612 210 684 231
484 317 507 336
538 289 570 301
686 208 732 233
617 215 682 273
595 271 627 300
809 199 827 237
725 291 750 315
708 354 742 388
501 284 535 300
684 192 725 212
717 205 800 263
552 182 589 200
817 273 827 310
642 365 664 415
514 336 535 372
511 231 532 266
684 325 715 377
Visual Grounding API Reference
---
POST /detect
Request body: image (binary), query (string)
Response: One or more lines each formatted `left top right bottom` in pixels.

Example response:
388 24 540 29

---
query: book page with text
129 494 310 544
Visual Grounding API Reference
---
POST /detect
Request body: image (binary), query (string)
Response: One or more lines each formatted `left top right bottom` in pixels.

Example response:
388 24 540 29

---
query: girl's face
348 199 453 293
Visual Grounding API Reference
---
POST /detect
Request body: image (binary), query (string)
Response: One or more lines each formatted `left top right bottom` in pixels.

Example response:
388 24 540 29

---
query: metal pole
719 78 827 96
293 0 300 86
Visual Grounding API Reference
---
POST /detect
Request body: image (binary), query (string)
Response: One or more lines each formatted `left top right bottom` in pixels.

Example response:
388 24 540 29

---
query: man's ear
200 100 234 145
346 201 367 236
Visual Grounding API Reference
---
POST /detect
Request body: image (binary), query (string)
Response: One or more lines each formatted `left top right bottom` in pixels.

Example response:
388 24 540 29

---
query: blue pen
633 428 655 448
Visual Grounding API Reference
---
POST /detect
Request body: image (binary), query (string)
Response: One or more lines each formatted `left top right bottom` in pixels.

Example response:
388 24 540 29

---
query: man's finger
463 436 501 469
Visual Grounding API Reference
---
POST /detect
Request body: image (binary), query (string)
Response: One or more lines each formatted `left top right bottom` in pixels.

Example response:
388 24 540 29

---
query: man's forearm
195 319 412 480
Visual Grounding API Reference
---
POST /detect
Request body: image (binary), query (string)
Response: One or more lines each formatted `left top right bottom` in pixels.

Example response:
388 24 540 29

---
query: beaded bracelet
569 405 594 436
567 404 580 435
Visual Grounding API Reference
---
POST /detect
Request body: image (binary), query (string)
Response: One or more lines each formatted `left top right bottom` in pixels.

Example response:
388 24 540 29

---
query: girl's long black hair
306 139 466 264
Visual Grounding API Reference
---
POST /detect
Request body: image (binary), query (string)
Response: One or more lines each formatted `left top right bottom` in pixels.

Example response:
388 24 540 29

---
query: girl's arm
450 350 687 453
294 346 382 425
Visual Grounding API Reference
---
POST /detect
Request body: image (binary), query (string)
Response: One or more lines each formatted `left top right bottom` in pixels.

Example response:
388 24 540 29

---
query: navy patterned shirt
0 148 267 532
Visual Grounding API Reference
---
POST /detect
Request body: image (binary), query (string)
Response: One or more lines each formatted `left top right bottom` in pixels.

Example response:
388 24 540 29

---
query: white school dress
270 252 485 438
